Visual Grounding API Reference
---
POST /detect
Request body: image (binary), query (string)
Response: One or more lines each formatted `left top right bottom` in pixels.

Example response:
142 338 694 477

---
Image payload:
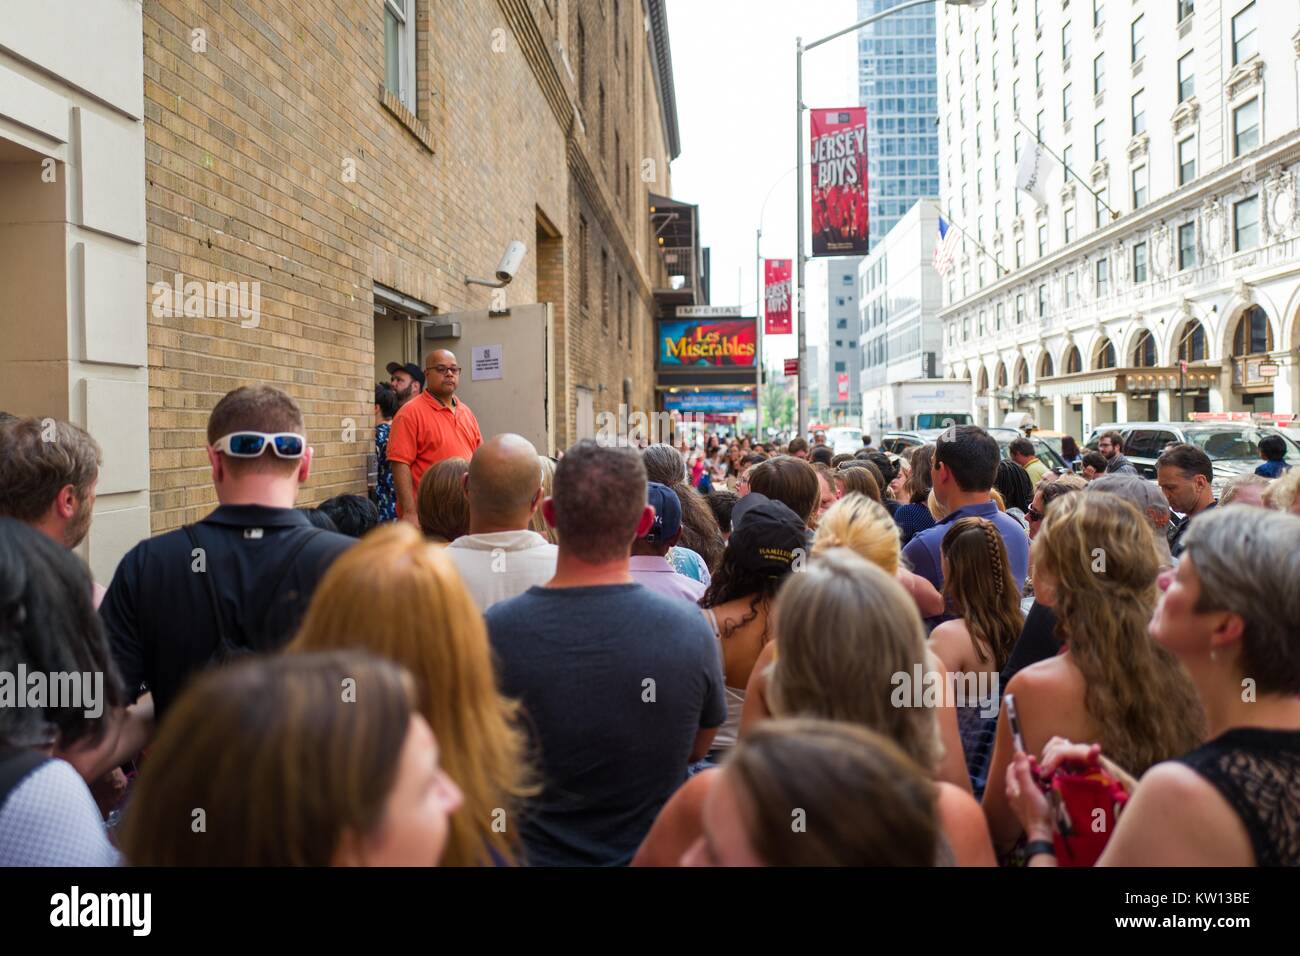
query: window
600 248 609 329
1234 98 1260 156
1096 339 1115 368
1093 53 1105 95
1062 84 1073 123
1234 305 1271 355
1064 273 1076 307
1093 0 1105 29
616 273 624 340
1096 258 1109 296
1133 241 1148 282
1179 322 1207 361
1095 186 1109 225
1178 1 1194 22
1177 52 1194 103
996 303 1005 330
1094 119 1105 161
1178 136 1196 185
1064 206 1077 243
1130 16 1145 62
1034 0 1042 31
1012 26 1021 62
1013 79 1022 113
1035 52 1043 88
978 311 986 335
975 28 981 62
383 0 417 112
1132 165 1148 208
1131 90 1146 135
836 318 848 329
834 361 846 373
1037 284 1047 318
1038 222 1048 256
1063 145 1074 175
576 17 587 103
1234 194 1260 250
1015 237 1025 267
992 52 999 88
578 216 589 308
1036 109 1045 139
976 123 983 155
1066 346 1082 373
598 83 606 157
1232 2 1257 66
1134 331 1157 367
1016 294 1026 324
1178 221 1197 269
1062 22 1072 63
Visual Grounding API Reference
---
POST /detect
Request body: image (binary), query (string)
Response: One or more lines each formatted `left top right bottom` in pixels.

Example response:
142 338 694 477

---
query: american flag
933 216 960 277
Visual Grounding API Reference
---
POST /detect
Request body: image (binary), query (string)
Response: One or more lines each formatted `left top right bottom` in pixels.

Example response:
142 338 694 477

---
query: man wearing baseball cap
385 361 425 408
727 492 807 576
629 482 706 604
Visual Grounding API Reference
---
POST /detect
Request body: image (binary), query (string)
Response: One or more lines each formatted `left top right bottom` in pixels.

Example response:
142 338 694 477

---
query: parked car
879 428 1069 474
1083 421 1300 496
825 425 865 456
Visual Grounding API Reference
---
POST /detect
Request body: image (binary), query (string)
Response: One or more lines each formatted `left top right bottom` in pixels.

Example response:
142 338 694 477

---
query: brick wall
143 0 674 532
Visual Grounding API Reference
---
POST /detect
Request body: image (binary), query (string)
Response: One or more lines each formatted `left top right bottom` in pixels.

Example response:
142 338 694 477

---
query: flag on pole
933 216 960 277
1016 140 1050 207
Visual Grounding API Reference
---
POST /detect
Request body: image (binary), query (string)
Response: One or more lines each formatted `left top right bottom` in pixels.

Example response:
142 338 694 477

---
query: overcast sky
665 0 859 364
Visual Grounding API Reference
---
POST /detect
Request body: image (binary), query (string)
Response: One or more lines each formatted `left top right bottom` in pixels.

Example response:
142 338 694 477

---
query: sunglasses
213 432 306 459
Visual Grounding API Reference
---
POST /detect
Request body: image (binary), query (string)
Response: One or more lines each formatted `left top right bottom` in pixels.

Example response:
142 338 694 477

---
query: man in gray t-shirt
485 441 724 867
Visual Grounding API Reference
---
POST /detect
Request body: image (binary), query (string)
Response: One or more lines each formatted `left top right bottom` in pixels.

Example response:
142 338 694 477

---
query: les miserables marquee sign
657 317 758 368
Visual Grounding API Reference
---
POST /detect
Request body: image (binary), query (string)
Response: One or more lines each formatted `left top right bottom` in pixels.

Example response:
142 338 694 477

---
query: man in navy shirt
902 426 1030 605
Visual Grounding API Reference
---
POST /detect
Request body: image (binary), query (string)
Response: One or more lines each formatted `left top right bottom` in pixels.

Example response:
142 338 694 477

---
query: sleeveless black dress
1176 727 1300 867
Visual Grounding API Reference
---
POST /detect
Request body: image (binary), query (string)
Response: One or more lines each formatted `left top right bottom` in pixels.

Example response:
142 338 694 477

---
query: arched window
1094 338 1117 369
1014 358 1029 385
1177 321 1208 363
1232 305 1273 356
978 366 990 391
995 362 1008 388
1039 351 1055 378
1132 331 1157 367
1065 346 1083 374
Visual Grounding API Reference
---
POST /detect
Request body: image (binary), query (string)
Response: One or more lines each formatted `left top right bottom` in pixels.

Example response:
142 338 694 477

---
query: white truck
862 379 974 436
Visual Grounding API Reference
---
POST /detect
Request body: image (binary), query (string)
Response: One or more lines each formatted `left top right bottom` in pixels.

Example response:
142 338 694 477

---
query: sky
665 0 860 368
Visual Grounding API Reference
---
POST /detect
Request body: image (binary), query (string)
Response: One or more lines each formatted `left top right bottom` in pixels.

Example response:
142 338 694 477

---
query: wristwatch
1024 839 1056 860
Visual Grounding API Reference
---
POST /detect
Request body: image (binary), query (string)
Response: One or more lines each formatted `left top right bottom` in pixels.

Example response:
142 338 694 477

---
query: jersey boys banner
764 259 792 335
810 108 869 257
658 319 758 367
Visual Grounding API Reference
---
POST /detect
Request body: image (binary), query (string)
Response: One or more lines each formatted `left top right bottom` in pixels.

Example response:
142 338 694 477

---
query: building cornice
940 129 1300 320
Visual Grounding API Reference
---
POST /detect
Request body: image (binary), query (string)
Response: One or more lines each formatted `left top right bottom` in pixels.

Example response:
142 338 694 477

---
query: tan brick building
141 0 694 537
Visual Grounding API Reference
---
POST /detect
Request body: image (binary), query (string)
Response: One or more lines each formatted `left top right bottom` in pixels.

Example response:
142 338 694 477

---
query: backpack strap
184 523 232 661
0 748 51 815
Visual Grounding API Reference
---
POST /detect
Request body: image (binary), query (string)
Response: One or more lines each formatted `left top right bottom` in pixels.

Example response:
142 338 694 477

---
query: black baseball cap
386 362 425 387
728 493 806 576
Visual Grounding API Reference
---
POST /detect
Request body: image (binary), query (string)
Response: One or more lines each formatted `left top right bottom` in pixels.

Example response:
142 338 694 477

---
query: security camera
496 241 527 283
465 240 527 288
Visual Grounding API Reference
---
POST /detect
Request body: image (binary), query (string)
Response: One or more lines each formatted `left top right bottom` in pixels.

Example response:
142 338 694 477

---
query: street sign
675 305 742 318
784 358 799 377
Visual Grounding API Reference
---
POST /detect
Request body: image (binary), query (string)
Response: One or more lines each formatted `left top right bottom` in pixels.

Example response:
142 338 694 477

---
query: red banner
837 372 850 402
764 259 792 335
810 108 869 257
784 358 799 377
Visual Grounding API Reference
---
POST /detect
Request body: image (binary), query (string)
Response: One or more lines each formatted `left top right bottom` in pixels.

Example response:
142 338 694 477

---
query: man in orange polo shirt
388 348 483 523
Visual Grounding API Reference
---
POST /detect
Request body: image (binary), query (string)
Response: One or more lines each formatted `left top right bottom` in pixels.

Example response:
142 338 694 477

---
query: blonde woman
637 552 993 867
289 523 534 866
529 455 557 543
981 492 1206 856
766 550 993 865
1264 466 1300 515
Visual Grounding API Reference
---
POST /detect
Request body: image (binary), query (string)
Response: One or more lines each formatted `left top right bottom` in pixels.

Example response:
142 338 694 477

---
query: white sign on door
472 344 503 381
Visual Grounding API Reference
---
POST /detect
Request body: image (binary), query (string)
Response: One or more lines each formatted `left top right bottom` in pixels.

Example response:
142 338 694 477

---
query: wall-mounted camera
465 241 527 288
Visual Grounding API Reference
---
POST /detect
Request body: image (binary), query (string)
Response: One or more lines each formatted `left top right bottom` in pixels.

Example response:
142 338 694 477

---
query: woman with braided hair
930 517 1025 797
981 491 1206 857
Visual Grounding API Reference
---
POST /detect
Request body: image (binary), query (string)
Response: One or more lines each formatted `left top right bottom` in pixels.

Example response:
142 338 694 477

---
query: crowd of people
1 354 1298 868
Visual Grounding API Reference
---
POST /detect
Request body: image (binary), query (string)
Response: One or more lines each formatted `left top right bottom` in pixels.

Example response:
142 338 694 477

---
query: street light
795 0 985 436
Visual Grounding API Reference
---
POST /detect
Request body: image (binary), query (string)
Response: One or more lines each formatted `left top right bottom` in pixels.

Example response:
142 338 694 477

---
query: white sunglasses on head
212 431 306 459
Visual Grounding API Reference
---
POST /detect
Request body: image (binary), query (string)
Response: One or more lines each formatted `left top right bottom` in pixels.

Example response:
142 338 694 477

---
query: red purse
1045 760 1131 867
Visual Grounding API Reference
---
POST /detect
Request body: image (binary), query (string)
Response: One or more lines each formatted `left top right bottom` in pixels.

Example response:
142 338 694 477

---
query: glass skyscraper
857 0 939 249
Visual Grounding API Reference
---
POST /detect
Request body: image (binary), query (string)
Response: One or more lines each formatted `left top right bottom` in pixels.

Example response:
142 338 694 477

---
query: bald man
387 348 484 523
444 433 558 610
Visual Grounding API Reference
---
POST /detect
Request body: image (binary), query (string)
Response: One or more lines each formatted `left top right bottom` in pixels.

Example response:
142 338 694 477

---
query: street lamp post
794 0 983 437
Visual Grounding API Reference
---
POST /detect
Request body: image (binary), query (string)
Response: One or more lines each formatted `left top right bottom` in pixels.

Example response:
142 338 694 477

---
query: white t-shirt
444 530 559 611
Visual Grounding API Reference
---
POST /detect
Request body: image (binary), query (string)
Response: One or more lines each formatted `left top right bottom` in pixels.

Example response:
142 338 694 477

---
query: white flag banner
1016 141 1050 207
